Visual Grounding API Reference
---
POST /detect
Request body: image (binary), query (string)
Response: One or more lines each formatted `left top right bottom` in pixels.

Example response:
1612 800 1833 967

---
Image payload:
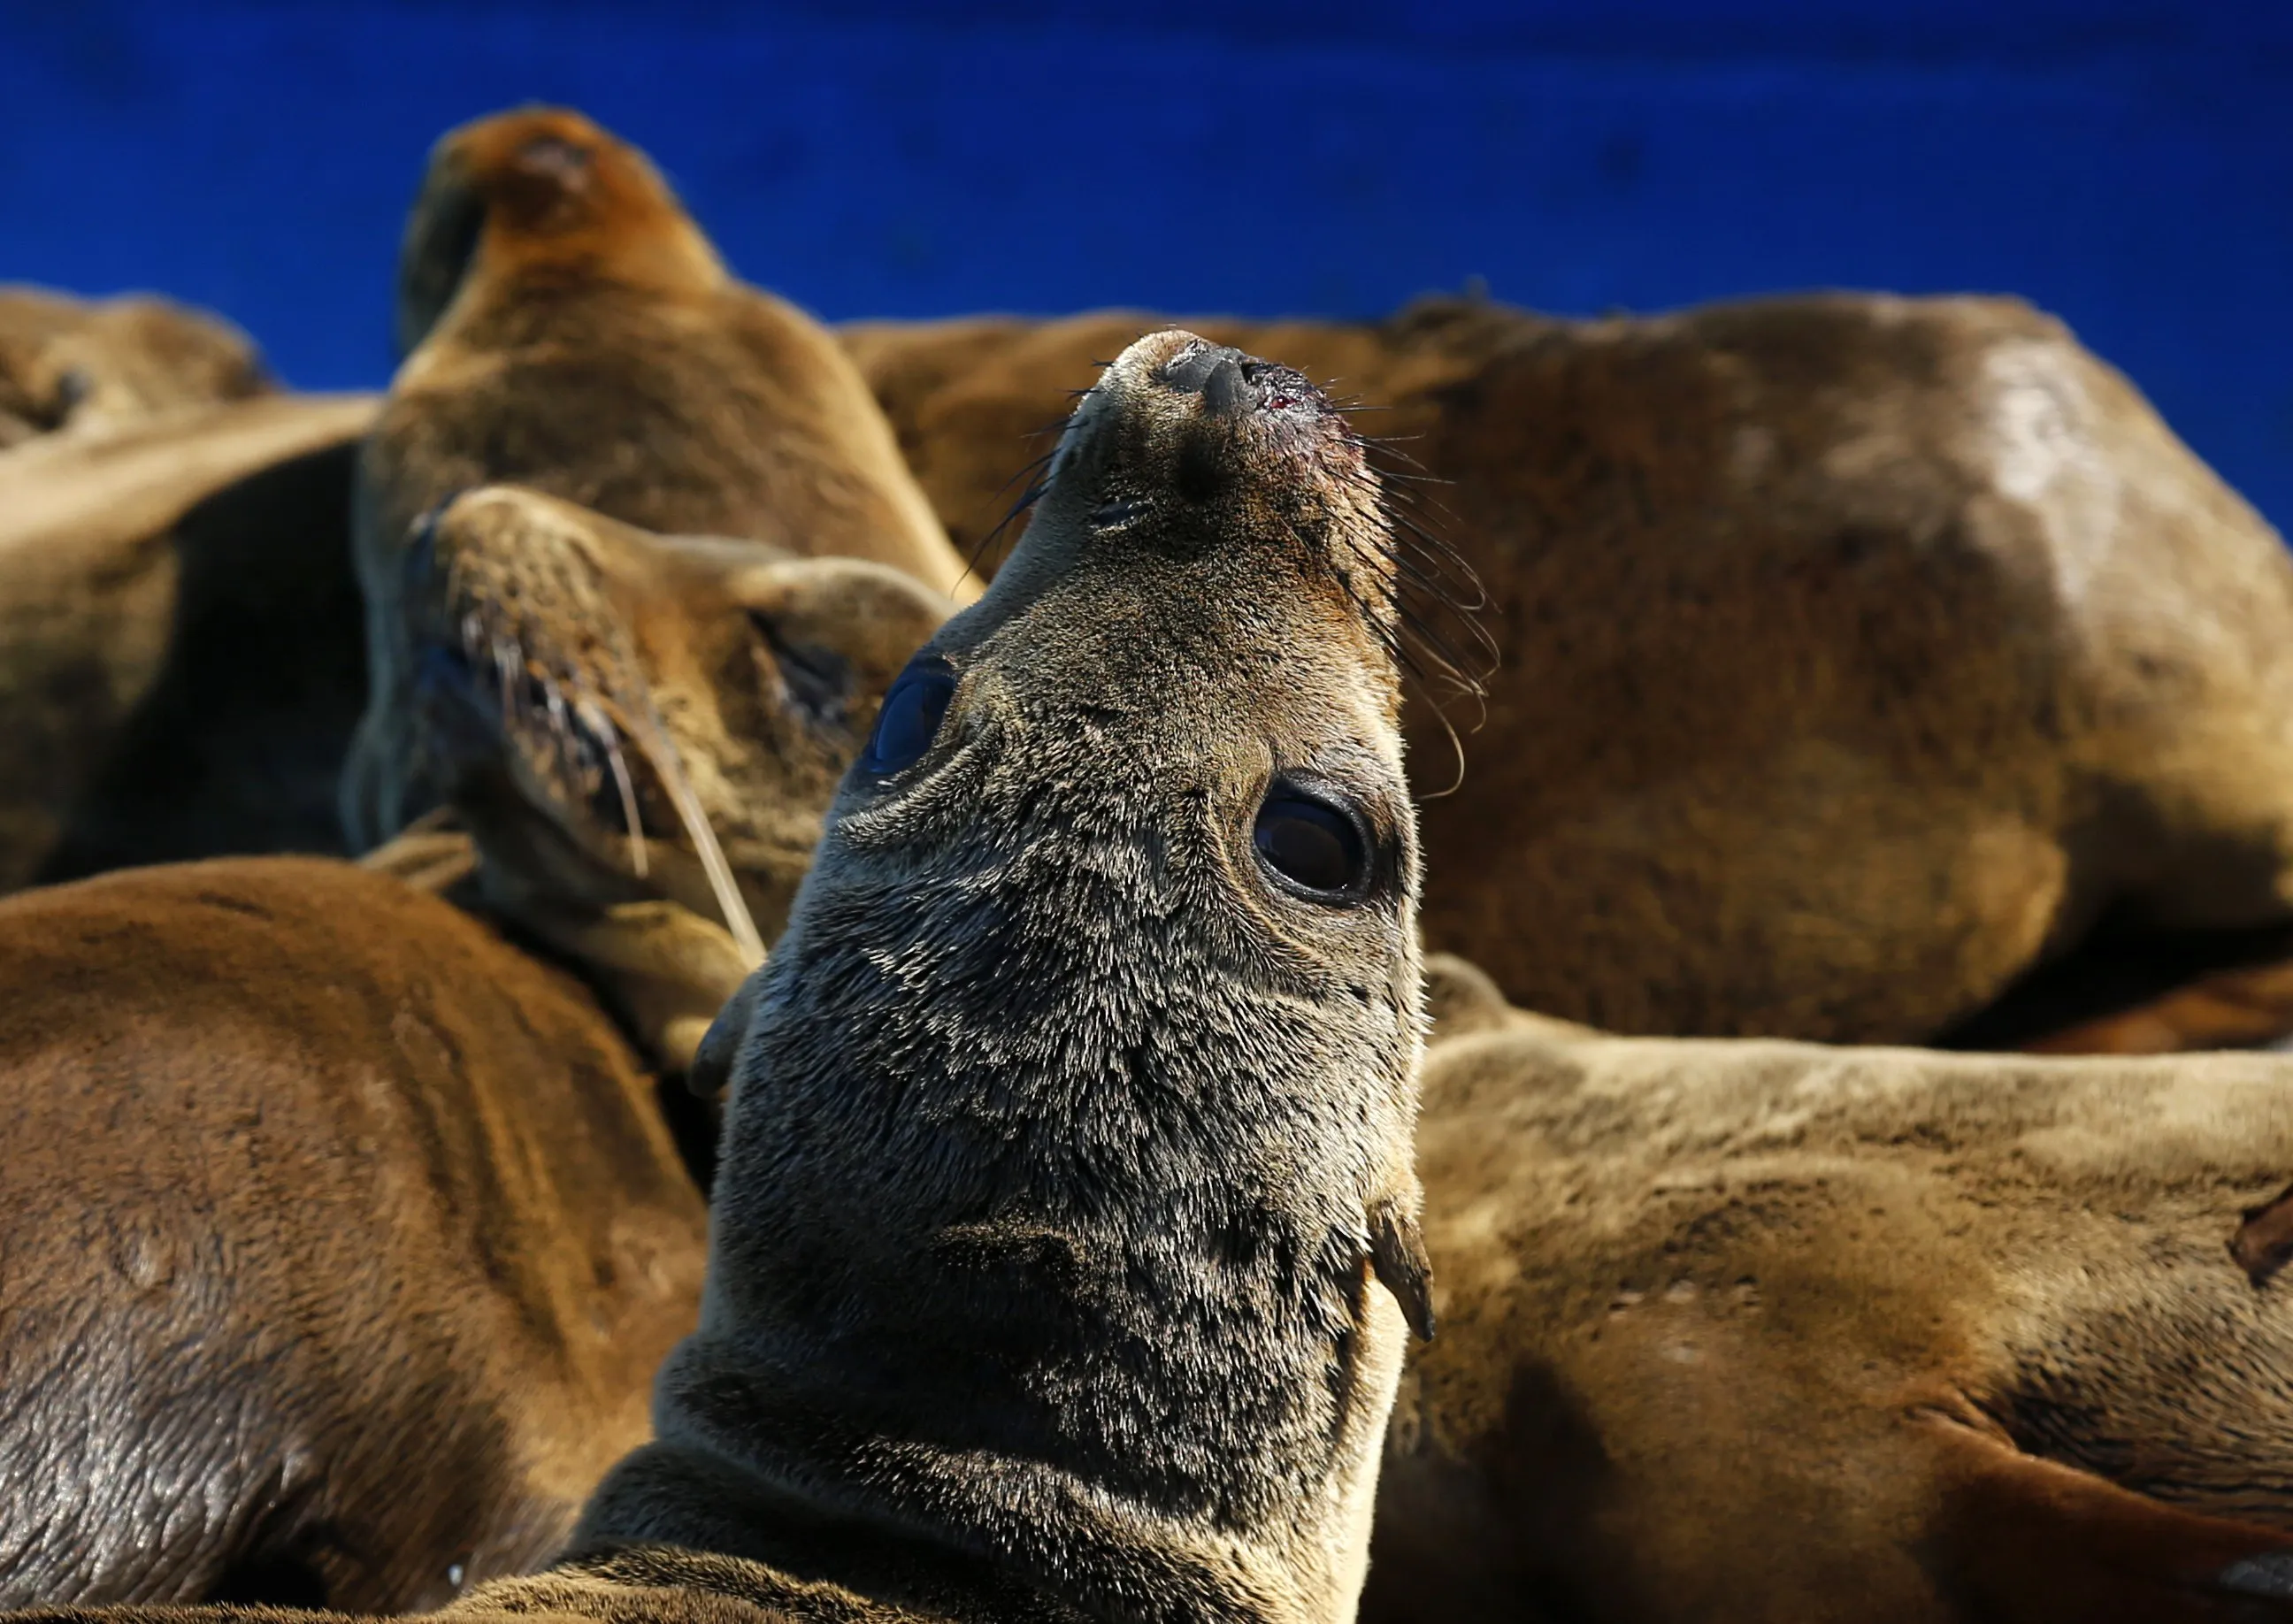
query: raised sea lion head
584 331 1434 1624
394 105 723 358
394 483 950 1066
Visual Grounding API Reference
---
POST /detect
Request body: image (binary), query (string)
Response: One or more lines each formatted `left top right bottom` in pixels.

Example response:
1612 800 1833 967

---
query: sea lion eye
1254 784 1371 902
858 657 956 777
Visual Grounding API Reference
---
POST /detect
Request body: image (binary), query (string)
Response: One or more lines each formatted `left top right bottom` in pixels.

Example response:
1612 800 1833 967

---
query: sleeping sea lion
0 469 954 1606
0 391 378 892
0 285 270 447
0 855 709 1613
840 295 2293 1051
1362 956 2293 1624
344 104 976 851
389 481 950 1064
8 329 1437 1624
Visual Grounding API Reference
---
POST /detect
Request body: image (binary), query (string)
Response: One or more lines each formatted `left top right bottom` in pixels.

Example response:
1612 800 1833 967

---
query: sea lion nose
511 134 593 188
1161 342 1258 418
1200 356 1252 418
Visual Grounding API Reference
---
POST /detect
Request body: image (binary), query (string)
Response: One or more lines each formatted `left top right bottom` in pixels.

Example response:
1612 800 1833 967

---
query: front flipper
1917 1411 2293 1621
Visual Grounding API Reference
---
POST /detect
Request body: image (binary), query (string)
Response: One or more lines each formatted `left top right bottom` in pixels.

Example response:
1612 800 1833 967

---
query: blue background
6 2 2290 524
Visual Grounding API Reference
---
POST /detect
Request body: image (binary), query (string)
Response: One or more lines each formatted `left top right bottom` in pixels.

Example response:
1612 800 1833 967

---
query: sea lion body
1365 965 2293 1624
842 295 2293 1047
0 392 378 892
0 857 708 1612
7 331 1435 1624
346 107 973 849
0 434 962 1603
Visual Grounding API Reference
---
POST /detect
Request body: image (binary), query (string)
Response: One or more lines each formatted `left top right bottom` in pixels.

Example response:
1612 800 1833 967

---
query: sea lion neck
575 332 1429 1624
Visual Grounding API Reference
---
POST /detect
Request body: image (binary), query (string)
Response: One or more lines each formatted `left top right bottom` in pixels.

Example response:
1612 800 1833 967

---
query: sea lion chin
345 105 976 855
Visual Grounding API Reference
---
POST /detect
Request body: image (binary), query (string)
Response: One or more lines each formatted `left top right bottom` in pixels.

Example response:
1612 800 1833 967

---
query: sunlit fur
345 105 973 852
1370 969 2293 1624
392 483 952 1064
568 331 1430 1624
843 295 2293 1049
0 336 1434 1624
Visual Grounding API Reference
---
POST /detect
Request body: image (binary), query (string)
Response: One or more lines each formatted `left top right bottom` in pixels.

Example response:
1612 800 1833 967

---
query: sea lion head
621 331 1433 1623
0 287 269 446
394 105 724 357
396 484 949 1063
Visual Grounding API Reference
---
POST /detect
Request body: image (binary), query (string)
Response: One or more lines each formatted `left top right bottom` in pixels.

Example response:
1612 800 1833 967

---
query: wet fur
346 106 974 851
1367 963 2293 1623
841 295 2293 1046
0 858 707 1611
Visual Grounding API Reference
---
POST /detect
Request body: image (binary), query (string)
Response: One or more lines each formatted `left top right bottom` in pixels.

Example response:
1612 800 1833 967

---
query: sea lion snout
1160 339 1254 416
510 132 596 189
1157 338 1323 424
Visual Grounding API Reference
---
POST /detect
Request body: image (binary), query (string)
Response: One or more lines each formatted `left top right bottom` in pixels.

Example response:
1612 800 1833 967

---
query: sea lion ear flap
1917 1411 2293 1622
738 555 956 720
689 967 769 1101
1369 1196 1437 1342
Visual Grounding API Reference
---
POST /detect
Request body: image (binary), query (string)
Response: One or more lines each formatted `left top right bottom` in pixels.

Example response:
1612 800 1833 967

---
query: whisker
578 693 650 880
596 684 765 968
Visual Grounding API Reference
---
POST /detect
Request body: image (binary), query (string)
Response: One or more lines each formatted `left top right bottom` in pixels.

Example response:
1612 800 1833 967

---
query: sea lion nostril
1160 341 1246 397
1200 356 1253 419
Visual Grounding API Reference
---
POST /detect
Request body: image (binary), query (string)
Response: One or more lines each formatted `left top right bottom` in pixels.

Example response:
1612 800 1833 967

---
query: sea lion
380 480 952 1066
0 473 955 1606
840 295 2293 1050
0 855 709 1613
345 105 977 851
0 391 378 892
0 285 270 447
1360 961 2293 1624
9 328 1436 1624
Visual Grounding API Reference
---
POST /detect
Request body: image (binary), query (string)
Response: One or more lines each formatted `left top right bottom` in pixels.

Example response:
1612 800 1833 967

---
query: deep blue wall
5 3 2290 523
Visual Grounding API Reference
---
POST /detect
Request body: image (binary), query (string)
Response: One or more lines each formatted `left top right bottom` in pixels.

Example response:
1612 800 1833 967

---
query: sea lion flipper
1919 1414 2293 1621
1369 1198 1436 1342
690 967 769 1100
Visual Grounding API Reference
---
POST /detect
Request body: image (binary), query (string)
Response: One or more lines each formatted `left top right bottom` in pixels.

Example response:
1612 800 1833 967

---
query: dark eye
1254 785 1371 901
858 657 956 777
749 613 851 732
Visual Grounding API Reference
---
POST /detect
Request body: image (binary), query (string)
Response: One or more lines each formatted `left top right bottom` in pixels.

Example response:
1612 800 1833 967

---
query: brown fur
1 330 1430 1624
346 106 976 851
1361 957 2293 1623
378 482 953 1066
0 393 378 891
0 456 960 1609
0 856 708 1612
841 295 2293 1046
0 286 270 447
